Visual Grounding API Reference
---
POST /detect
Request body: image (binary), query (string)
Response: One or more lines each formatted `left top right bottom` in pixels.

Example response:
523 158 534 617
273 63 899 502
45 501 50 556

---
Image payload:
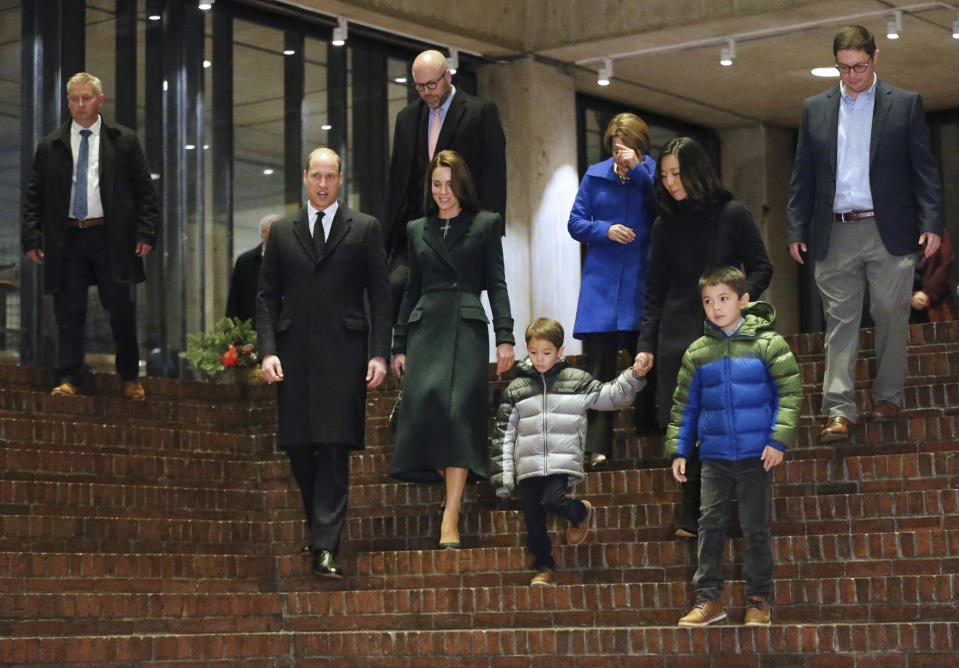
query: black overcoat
636 199 773 427
21 117 159 293
226 245 263 325
257 205 391 448
390 211 514 482
385 90 507 254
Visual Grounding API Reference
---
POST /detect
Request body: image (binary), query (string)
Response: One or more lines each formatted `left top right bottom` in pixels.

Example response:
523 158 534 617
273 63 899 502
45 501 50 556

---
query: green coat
391 210 514 482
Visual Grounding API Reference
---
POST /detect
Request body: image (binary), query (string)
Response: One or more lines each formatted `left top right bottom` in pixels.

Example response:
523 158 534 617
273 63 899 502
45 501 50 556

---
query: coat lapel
292 206 317 262
443 214 473 251
422 217 458 271
825 86 841 179
869 81 893 169
436 93 467 151
99 120 116 221
323 205 351 258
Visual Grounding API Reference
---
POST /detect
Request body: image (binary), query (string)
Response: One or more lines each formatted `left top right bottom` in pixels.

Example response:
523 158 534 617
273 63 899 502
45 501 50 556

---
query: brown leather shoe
820 416 851 443
566 500 592 545
866 400 900 421
51 382 80 397
122 381 146 401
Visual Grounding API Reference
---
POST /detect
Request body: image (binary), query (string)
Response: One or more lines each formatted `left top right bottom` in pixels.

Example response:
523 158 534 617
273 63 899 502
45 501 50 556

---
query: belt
66 217 104 229
834 210 874 222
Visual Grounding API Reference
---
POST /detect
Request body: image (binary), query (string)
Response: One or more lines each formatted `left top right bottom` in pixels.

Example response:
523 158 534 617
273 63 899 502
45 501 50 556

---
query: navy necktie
313 210 326 254
73 129 92 220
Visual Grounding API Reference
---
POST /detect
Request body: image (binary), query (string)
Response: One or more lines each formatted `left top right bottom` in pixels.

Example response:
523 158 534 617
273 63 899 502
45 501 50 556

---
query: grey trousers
814 217 915 421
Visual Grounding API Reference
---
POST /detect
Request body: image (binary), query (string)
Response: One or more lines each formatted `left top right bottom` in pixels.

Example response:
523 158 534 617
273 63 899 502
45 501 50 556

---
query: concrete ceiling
291 0 959 129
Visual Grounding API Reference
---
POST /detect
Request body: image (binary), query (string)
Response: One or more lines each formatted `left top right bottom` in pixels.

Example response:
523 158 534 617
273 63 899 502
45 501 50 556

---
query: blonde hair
66 72 104 96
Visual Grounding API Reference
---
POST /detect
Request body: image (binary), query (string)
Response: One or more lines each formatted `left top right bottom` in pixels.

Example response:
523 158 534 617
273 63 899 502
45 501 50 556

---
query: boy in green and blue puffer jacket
668 266 802 629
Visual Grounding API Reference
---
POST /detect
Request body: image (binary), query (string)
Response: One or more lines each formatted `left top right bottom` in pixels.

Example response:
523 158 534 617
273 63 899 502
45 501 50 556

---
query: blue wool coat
665 302 803 462
568 156 657 338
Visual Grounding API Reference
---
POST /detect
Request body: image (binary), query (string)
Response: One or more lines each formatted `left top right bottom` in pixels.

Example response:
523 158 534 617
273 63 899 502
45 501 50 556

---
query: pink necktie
428 108 442 160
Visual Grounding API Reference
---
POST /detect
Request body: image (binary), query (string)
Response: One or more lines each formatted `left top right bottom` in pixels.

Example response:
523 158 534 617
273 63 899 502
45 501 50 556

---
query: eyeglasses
835 60 871 74
413 72 447 92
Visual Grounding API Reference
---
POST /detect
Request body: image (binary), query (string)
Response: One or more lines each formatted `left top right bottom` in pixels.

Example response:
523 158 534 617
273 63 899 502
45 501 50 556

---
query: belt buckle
839 211 850 222
78 219 89 229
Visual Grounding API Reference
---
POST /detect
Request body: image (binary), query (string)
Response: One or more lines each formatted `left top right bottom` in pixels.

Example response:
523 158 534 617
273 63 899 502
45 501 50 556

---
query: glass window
0 1 21 353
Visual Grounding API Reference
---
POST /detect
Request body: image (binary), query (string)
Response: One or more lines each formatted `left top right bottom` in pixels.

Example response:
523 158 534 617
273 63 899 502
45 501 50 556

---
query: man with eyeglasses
385 49 507 316
787 25 943 443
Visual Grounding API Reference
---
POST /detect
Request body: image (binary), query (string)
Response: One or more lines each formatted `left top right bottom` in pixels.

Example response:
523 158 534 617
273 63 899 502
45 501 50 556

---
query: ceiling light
283 49 295 55
147 13 161 21
953 13 959 39
394 77 407 84
447 48 459 75
720 38 735 66
321 124 332 131
887 10 902 40
198 1 213 10
597 58 612 86
263 168 274 175
810 66 840 78
331 17 348 46
202 59 211 69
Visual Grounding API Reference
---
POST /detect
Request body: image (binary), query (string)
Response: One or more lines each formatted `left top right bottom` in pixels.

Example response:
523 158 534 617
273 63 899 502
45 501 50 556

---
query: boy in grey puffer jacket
490 317 647 585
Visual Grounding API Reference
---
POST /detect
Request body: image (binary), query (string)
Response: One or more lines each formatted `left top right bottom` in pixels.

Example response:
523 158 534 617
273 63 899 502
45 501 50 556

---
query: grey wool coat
390 210 514 482
490 358 645 496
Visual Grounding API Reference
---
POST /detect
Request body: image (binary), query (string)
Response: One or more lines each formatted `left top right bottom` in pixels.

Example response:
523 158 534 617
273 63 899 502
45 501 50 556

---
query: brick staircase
1 322 957 666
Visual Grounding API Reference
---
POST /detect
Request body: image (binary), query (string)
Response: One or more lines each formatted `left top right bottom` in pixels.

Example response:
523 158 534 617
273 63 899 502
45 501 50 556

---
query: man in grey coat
257 147 391 578
787 25 943 443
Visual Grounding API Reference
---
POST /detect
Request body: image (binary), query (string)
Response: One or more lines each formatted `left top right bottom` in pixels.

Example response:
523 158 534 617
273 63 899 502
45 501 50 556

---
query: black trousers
519 474 588 570
53 226 140 384
677 446 702 533
582 331 641 456
284 442 350 554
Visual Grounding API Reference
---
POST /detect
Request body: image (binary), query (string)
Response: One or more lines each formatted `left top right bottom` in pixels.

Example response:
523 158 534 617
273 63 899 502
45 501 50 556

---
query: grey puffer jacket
490 358 645 496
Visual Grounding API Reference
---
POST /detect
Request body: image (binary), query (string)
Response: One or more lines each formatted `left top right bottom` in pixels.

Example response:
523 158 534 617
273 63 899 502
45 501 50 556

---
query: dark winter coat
256 204 391 449
391 210 514 482
22 117 159 292
567 156 657 337
490 358 645 495
636 198 773 427
666 302 802 462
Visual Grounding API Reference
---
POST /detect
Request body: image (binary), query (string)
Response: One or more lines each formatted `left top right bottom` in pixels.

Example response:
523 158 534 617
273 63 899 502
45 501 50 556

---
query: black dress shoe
311 550 343 579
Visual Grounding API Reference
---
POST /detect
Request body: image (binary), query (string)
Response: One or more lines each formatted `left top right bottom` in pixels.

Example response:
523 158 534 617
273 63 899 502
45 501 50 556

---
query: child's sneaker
530 568 555 586
743 597 771 626
678 599 727 627
566 500 592 545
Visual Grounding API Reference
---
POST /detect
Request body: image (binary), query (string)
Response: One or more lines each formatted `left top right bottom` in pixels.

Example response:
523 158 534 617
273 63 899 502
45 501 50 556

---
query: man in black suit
257 147 391 578
787 25 943 443
22 72 159 400
225 213 279 327
385 49 507 313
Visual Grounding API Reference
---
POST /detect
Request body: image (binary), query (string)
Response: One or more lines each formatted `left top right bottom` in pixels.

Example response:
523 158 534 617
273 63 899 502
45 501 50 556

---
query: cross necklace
440 218 453 238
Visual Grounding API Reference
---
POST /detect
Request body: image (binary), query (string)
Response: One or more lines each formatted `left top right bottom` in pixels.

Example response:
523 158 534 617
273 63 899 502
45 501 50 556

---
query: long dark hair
422 149 480 217
654 137 731 217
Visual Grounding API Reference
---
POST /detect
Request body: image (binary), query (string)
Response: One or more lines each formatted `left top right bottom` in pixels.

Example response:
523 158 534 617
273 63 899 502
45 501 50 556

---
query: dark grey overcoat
391 211 514 482
257 204 391 448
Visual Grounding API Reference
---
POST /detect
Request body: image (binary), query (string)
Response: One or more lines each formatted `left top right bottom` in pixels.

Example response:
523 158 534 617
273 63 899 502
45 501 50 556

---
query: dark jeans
677 446 702 533
694 458 773 602
519 474 588 570
285 443 350 555
53 226 139 383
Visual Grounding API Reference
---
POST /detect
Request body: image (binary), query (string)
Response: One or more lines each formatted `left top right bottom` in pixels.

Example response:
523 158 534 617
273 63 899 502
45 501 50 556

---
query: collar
72 116 102 136
721 316 746 337
308 200 338 224
840 74 877 102
436 85 456 116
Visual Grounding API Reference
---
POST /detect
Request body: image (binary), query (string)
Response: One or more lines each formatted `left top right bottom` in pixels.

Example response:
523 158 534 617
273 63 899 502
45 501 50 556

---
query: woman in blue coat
568 113 657 467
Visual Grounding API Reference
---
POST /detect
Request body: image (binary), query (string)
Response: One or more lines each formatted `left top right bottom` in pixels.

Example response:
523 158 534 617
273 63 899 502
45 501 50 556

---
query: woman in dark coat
567 113 658 468
634 137 773 538
391 149 515 549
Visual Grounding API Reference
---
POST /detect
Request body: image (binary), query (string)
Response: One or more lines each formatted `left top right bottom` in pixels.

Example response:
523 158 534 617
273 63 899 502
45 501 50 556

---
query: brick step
2 622 956 665
0 415 276 457
0 513 274 553
268 527 959 589
0 551 275 593
799 382 959 419
0 386 275 431
4 574 956 638
0 443 278 486
0 364 276 403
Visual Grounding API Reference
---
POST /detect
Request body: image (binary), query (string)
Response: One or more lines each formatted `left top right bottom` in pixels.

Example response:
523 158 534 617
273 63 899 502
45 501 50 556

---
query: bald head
412 50 452 109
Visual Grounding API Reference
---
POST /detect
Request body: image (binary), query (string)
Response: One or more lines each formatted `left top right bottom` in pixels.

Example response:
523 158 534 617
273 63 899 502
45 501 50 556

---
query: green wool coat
391 210 514 482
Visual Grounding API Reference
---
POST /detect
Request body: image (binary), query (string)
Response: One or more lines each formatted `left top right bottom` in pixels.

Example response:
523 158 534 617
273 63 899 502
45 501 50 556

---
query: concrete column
478 57 582 356
719 124 799 336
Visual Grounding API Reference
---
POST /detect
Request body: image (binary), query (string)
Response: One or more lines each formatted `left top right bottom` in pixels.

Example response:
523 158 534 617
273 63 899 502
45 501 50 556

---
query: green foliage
180 317 258 379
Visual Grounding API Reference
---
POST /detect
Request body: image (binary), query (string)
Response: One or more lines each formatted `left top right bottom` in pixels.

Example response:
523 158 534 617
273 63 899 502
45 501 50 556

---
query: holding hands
634 352 654 376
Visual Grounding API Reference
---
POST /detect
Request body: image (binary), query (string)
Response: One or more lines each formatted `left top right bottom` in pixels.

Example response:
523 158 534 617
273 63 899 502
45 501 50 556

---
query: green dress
391 210 514 482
